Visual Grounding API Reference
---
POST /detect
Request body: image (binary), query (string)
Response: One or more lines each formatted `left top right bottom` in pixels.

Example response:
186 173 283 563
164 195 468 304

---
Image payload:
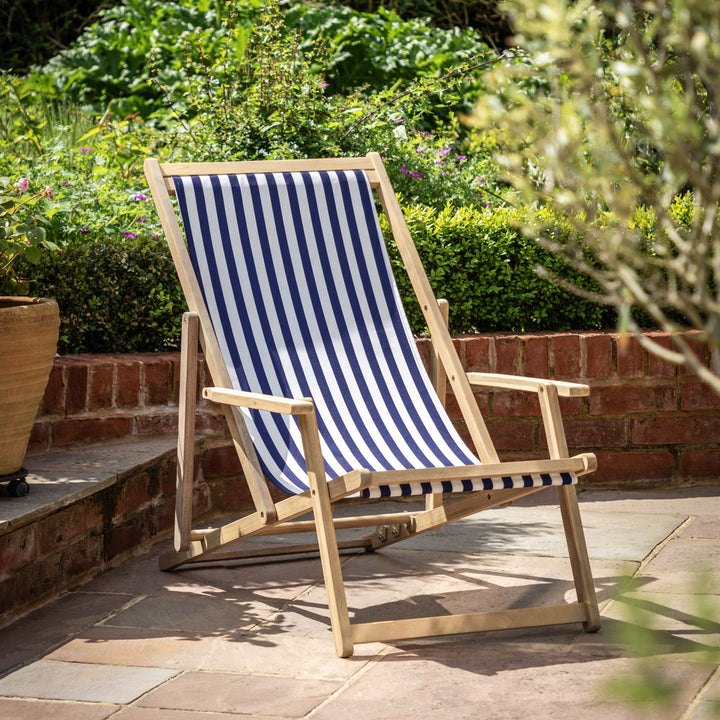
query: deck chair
144 153 601 657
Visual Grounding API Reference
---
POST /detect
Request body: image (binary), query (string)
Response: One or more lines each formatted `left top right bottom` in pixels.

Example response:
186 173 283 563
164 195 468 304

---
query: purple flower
136 217 147 223
410 171 424 179
150 233 161 238
400 165 410 176
319 82 329 88
419 131 433 138
80 227 90 234
395 118 405 124
78 147 92 152
14 177 29 195
62 181 68 186
134 193 149 201
122 232 137 238
456 155 467 162
437 148 452 156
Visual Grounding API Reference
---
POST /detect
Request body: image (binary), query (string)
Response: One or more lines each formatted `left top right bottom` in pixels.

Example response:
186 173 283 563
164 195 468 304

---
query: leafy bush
28 233 185 353
384 202 615 334
285 4 490 95
38 0 259 117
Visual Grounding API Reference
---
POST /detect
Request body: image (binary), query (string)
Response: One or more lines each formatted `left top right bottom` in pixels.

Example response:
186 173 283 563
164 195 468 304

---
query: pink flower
14 177 29 195
122 232 137 238
78 147 92 152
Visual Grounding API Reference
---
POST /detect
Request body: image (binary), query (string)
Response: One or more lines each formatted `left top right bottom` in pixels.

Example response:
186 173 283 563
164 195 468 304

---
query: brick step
0 438 176 628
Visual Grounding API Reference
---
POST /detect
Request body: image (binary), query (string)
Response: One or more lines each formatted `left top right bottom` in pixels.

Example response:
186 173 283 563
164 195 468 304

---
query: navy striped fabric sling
173 169 576 498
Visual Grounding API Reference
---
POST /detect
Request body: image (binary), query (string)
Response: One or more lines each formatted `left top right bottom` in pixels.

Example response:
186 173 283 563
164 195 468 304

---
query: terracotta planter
0 297 60 479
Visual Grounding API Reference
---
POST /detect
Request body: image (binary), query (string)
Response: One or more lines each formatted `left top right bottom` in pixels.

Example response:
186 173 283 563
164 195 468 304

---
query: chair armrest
203 387 315 415
466 372 589 397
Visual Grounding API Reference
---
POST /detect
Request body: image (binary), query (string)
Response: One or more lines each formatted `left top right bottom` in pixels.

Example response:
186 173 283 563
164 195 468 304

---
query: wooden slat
351 603 589 644
467 372 590 397
298 411 354 657
174 312 199 551
158 157 380 192
538 382 602 632
186 537 374 563
203 387 314 415
364 454 596 489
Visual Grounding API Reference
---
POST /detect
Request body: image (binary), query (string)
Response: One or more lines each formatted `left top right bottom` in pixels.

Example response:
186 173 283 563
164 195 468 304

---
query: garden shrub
29 233 185 354
385 202 616 334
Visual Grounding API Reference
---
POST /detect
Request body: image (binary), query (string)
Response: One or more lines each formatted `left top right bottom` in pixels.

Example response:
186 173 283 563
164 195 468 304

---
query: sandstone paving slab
113 707 281 720
0 591 135 677
135 671 342 717
691 700 720 720
47 624 380 680
310 641 712 720
391 504 687 563
0 698 119 720
680 515 720 540
101 591 284 636
0 660 178 704
577 487 720 518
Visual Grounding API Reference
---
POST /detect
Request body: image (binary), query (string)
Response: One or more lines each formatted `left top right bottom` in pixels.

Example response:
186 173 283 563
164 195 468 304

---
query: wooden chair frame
144 153 601 657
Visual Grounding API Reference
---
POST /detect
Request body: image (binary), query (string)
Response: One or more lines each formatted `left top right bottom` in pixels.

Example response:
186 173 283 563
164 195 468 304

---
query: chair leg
175 312 199 552
298 412 354 657
557 484 601 631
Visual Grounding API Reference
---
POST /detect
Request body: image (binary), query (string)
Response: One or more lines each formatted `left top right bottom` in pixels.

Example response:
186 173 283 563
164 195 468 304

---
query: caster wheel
7 478 29 497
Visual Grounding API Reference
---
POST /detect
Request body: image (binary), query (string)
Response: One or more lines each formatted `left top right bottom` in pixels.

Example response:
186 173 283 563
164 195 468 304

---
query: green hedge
25 201 613 355
29 234 185 354
386 203 614 334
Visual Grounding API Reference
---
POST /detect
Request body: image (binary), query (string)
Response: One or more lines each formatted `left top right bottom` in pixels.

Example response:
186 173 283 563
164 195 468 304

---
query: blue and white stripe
173 169 576 497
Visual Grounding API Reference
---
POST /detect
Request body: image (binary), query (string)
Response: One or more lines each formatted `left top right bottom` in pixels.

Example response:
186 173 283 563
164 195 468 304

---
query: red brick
88 364 114 411
136 412 179 436
118 472 160 516
680 382 720 411
196 411 227 434
495 336 521 374
27 420 51 454
632 416 720 446
54 417 134 446
464 336 493 373
116 361 141 408
216 473 255 511
143 358 171 406
40 364 65 415
523 335 549 378
552 334 581 379
37 504 88 557
65 363 88 414
201 444 243 479
616 335 644 378
105 521 145 564
492 390 542 418
486 421 537 452
0 524 38 576
591 450 676 484
680 448 720 479
583 333 613 378
61 535 104 581
558 396 584 416
678 332 710 375
563 418 628 449
589 384 677 415
644 332 677 377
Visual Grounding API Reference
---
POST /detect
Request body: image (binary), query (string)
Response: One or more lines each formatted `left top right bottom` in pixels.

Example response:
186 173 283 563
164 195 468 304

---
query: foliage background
1 0 623 353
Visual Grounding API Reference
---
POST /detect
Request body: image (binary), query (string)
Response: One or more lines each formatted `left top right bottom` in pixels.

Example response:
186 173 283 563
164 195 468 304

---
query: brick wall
29 331 720 490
